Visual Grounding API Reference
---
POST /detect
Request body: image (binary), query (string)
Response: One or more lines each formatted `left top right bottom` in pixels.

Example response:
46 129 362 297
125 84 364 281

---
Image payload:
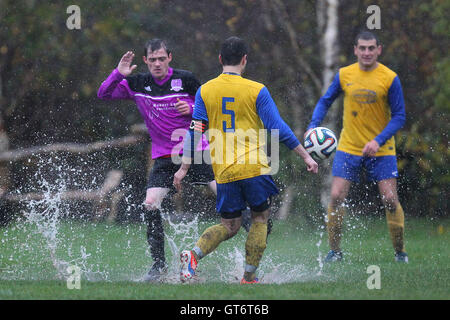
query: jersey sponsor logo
170 79 183 92
352 89 377 104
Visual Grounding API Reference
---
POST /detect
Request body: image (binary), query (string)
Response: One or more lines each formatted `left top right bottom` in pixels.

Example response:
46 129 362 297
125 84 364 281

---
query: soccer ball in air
304 127 338 160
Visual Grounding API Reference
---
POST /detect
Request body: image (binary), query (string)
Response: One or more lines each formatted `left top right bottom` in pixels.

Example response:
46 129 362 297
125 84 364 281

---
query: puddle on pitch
0 156 335 285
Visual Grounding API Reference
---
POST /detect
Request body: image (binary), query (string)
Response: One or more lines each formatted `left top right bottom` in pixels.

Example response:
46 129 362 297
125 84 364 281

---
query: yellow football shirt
338 63 398 156
198 74 270 183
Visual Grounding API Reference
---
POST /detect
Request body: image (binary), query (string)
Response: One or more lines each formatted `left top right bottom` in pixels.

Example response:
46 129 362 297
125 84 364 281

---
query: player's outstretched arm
293 144 319 173
98 52 136 100
117 51 137 76
306 73 342 131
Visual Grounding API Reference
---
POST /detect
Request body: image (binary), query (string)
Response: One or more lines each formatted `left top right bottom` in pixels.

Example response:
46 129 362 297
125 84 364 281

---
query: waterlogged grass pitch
0 214 448 299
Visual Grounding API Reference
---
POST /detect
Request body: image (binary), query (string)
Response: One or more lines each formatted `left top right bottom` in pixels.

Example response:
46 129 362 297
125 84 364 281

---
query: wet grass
0 214 448 300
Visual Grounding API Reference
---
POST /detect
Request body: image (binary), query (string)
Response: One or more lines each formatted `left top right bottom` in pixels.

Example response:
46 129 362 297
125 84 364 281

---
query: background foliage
0 0 448 221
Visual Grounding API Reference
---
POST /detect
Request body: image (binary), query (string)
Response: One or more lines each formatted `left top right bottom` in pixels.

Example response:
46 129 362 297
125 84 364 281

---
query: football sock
195 224 229 259
146 209 165 266
244 221 267 281
386 203 405 253
327 205 346 252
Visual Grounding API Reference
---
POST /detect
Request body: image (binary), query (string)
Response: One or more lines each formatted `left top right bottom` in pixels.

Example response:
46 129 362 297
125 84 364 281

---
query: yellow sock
195 224 229 258
245 222 268 270
386 203 405 253
327 205 346 252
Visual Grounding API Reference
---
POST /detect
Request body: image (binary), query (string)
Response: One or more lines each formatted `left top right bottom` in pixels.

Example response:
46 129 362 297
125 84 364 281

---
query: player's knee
380 191 398 210
222 221 241 238
208 180 217 195
144 188 169 211
228 225 241 238
251 215 268 225
144 194 165 211
330 190 346 206
144 198 160 211
382 196 398 211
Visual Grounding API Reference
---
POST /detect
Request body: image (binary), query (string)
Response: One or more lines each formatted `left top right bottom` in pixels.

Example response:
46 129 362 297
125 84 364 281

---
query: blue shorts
332 150 399 183
216 175 279 218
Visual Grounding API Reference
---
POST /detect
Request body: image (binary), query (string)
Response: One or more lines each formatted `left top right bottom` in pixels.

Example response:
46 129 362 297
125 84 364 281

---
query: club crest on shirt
352 89 377 104
144 85 152 92
170 79 183 92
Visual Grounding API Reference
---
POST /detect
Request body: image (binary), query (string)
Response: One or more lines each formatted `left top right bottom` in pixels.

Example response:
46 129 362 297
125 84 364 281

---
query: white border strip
134 93 190 100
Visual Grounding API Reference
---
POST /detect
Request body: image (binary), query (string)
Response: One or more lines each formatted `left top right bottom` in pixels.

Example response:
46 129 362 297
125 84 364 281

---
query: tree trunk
317 0 340 209
0 76 10 197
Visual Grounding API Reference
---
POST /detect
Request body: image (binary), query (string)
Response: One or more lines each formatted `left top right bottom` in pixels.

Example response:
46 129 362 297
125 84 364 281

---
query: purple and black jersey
98 67 209 159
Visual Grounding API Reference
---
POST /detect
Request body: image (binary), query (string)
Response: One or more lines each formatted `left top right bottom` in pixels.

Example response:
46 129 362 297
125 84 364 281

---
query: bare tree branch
0 133 148 162
268 0 323 93
3 169 123 202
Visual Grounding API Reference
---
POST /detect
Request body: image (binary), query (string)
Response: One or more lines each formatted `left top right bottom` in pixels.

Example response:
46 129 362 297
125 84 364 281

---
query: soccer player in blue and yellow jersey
306 31 408 263
173 37 318 283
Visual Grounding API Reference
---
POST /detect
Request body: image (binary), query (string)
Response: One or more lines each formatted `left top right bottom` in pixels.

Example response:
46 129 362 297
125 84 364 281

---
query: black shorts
146 156 215 190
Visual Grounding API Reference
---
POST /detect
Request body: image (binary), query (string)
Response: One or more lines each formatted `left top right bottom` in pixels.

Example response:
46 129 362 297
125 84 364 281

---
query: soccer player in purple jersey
98 39 216 281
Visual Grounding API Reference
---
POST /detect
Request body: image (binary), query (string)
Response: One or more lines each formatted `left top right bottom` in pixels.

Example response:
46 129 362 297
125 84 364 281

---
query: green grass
0 213 449 300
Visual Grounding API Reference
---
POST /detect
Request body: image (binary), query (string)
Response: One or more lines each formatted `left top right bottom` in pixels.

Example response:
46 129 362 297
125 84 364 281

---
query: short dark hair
144 39 171 57
354 31 380 46
220 36 248 66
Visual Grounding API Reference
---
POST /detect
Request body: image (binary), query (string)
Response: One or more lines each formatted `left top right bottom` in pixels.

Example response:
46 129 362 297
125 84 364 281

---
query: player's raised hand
175 98 192 115
117 51 137 76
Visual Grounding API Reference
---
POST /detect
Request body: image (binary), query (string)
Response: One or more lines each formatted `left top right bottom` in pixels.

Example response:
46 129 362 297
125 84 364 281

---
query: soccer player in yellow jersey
174 37 318 283
306 31 408 263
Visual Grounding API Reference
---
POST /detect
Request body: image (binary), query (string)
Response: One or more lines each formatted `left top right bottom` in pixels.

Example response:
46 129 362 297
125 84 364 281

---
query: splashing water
22 164 70 280
1 155 336 284
0 155 115 281
316 231 324 276
214 247 245 283
160 211 200 283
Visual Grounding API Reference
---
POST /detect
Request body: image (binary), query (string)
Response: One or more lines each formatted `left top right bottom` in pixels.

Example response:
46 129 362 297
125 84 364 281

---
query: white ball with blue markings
304 127 338 160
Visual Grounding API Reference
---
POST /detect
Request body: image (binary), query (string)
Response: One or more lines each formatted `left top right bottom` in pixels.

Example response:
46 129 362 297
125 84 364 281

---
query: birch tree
316 0 340 209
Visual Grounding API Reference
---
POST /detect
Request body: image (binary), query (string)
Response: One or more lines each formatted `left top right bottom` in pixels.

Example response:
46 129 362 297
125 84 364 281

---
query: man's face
354 39 381 70
143 47 172 80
